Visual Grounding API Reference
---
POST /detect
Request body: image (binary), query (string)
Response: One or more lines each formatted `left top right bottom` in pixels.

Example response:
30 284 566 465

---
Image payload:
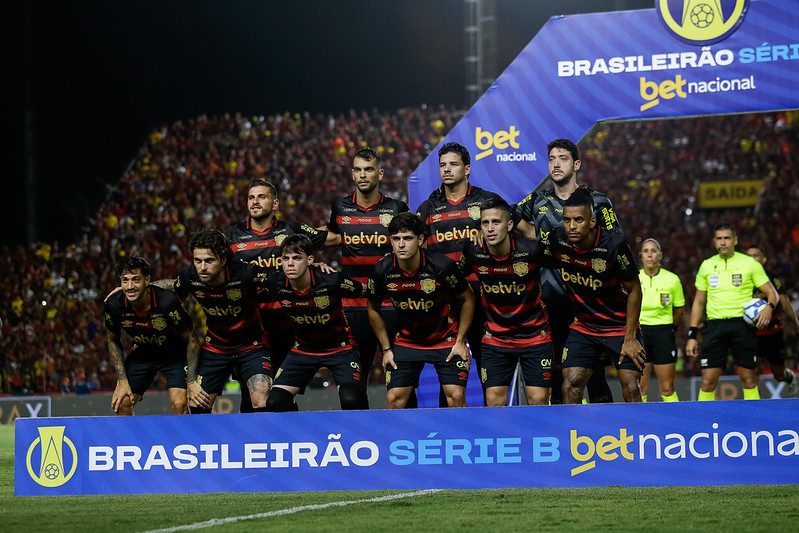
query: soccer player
541 188 645 404
264 234 364 411
225 179 331 360
167 228 274 413
225 179 330 410
512 139 620 404
686 224 778 401
324 149 409 406
416 141 504 404
460 198 552 406
745 244 799 396
104 256 201 415
367 212 475 409
638 238 684 402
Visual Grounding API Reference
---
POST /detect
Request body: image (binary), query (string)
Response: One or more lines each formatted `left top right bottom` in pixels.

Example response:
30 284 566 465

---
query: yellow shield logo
513 262 529 277
468 206 481 220
275 235 286 246
656 0 749 46
152 317 167 330
26 426 78 488
379 214 393 227
226 289 242 301
592 258 606 273
314 296 330 309
421 278 436 294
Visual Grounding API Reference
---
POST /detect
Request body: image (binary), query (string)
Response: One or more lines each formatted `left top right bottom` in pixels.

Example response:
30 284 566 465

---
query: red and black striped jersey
174 260 269 354
460 236 551 348
543 227 639 336
754 271 784 336
104 286 193 359
417 184 505 263
265 267 361 356
225 218 328 271
327 192 409 310
367 250 469 350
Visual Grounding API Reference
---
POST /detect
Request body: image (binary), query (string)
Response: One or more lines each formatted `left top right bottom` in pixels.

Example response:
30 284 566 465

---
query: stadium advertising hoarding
15 400 798 496
698 179 763 207
408 0 799 210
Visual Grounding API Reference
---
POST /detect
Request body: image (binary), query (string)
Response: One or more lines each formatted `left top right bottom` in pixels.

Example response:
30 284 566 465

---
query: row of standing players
103 139 799 415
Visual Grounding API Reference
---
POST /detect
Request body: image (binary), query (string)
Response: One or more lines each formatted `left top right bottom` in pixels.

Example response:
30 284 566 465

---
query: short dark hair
481 197 511 219
247 180 278 200
564 186 595 210
745 243 764 253
120 256 150 278
547 139 580 162
388 212 425 237
353 148 381 168
714 222 737 236
280 234 314 257
189 228 232 262
438 142 470 166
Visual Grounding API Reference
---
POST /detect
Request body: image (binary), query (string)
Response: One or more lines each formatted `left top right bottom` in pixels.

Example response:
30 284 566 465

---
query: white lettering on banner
570 423 799 476
557 47 735 77
88 436 380 471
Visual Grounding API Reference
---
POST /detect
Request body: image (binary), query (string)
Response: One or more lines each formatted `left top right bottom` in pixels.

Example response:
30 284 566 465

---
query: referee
686 223 778 400
638 238 684 402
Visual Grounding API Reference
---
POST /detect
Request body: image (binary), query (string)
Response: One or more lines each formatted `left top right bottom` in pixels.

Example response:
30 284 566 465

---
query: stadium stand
1 108 797 394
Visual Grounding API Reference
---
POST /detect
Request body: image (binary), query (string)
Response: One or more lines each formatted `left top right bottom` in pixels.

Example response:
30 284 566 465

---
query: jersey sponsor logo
314 296 330 309
538 206 548 214
387 283 398 290
732 273 742 287
379 213 393 227
26 426 77 488
202 304 243 317
152 317 167 331
122 320 133 328
341 216 352 223
226 289 242 301
293 313 332 325
249 256 281 269
132 333 168 346
342 232 389 246
478 266 490 274
481 280 526 296
513 262 529 277
421 278 436 294
434 227 479 243
656 0 749 46
561 270 603 290
709 275 719 288
591 258 607 273
660 293 671 307
237 243 248 249
394 298 435 312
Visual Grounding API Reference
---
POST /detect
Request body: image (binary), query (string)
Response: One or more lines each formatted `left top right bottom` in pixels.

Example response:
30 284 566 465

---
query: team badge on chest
591 258 606 273
421 278 436 294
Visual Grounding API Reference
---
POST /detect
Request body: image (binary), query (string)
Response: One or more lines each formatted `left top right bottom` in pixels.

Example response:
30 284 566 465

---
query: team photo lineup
84 119 799 415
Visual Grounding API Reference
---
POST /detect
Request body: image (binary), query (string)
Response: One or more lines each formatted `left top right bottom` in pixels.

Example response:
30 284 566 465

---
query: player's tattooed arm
108 330 134 412
151 278 177 291
184 328 211 409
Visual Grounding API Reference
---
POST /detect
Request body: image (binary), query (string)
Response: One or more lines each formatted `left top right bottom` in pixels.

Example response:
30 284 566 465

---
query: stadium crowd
1 107 797 395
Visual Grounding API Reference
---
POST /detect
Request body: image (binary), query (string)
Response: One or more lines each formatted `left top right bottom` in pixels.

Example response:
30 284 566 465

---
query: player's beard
550 170 574 188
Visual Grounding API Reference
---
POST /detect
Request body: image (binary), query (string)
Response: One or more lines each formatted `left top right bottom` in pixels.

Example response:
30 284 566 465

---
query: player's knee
338 384 363 410
445 388 466 407
171 398 188 415
485 389 506 407
265 387 295 412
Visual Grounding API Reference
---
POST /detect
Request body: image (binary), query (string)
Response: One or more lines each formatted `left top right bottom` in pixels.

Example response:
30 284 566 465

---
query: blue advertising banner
15 400 798 496
408 0 799 210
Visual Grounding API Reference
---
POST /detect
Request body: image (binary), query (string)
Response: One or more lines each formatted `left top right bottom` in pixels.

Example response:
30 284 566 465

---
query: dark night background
3 0 652 247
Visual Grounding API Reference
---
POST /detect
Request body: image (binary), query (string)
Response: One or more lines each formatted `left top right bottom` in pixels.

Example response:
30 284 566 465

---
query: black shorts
197 345 273 395
700 318 757 370
562 329 644 373
260 307 295 364
386 345 469 389
641 325 678 365
126 356 186 396
274 349 362 392
756 331 785 367
481 343 553 389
